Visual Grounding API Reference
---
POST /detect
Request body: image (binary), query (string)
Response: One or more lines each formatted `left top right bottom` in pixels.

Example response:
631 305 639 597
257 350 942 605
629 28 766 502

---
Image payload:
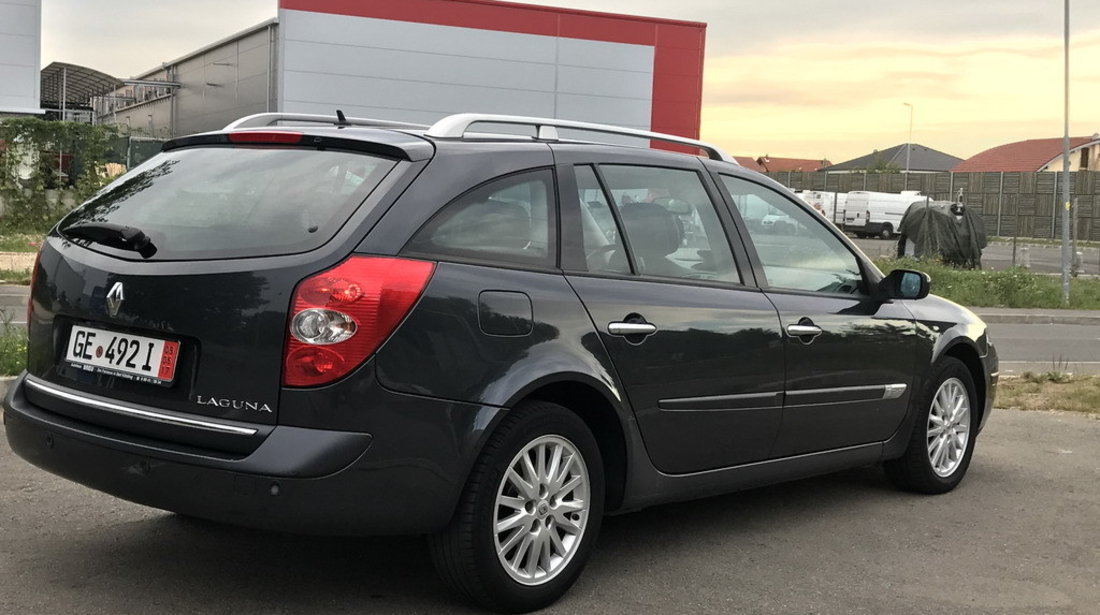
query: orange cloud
702 31 1100 162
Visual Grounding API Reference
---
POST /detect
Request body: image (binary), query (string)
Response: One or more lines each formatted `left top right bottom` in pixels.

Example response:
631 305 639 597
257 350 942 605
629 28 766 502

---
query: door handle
608 322 657 336
786 324 822 338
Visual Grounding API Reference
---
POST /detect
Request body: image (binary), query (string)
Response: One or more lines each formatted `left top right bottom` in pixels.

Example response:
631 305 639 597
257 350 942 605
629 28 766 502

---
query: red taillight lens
227 131 303 144
283 256 435 387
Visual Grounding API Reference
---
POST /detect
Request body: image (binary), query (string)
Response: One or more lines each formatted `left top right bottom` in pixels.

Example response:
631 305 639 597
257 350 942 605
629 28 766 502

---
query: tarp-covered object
897 201 987 268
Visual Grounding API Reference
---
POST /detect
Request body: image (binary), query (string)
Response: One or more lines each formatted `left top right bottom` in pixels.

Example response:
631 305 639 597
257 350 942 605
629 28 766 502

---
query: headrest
619 202 682 256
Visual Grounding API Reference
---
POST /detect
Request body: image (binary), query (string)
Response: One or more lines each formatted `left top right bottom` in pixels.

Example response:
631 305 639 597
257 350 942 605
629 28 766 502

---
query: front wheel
885 357 978 494
430 400 604 613
878 223 894 240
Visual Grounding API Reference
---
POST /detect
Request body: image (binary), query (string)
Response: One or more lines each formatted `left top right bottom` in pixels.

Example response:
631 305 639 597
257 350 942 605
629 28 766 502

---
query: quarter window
588 165 739 283
720 175 863 295
406 169 554 267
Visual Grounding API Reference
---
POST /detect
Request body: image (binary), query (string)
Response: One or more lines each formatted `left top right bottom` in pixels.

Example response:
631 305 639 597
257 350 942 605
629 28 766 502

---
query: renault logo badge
106 282 125 317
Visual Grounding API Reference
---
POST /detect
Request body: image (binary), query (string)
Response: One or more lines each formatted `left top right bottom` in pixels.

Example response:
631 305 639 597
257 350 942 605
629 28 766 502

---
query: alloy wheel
493 435 590 586
927 377 971 478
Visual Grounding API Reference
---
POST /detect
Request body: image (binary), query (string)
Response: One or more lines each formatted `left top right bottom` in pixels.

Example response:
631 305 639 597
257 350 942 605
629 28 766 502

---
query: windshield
58 146 397 260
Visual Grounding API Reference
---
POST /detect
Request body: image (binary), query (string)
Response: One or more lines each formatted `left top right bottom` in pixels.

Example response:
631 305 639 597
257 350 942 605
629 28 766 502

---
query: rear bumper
3 373 504 535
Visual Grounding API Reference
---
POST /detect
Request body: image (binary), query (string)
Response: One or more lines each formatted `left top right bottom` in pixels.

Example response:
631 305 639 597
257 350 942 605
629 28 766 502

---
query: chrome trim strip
784 383 908 407
25 379 258 437
882 384 908 400
660 391 782 412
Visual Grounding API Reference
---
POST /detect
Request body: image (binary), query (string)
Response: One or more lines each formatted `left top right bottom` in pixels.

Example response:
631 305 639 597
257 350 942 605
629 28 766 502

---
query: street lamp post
903 102 913 173
1060 0 1071 305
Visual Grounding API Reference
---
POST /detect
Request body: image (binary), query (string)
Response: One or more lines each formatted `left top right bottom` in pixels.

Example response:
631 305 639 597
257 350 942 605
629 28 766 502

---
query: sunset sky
40 0 1100 163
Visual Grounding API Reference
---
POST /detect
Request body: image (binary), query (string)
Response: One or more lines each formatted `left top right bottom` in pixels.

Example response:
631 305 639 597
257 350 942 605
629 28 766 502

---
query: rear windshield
58 146 398 260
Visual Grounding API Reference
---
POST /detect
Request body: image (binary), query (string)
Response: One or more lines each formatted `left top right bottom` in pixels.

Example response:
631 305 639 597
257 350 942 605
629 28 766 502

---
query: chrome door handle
786 324 822 337
608 322 658 336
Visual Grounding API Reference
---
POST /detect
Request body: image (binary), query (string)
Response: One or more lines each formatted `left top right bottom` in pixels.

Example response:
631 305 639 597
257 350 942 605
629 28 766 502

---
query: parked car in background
5 112 997 613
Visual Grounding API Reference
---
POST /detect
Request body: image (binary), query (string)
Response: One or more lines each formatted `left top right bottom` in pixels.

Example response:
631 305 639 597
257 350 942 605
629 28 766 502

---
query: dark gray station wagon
4 112 998 613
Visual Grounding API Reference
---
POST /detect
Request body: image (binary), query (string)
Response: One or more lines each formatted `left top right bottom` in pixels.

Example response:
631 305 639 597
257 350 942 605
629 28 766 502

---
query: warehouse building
95 0 707 141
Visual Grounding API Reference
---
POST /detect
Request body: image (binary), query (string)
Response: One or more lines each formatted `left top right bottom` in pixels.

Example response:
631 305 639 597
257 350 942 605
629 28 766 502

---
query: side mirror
878 269 930 300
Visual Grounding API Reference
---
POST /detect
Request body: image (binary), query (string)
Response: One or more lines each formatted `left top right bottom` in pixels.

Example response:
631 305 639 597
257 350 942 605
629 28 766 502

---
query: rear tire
878 224 894 240
885 357 978 494
430 400 604 613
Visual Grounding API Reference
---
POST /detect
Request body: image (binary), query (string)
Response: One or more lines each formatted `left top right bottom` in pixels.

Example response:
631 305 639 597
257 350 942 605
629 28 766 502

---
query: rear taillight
27 249 41 325
283 256 435 387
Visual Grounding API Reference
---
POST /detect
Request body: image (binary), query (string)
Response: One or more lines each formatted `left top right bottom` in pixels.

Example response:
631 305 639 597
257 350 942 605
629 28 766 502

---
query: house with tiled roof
733 156 830 173
828 143 961 173
952 136 1100 173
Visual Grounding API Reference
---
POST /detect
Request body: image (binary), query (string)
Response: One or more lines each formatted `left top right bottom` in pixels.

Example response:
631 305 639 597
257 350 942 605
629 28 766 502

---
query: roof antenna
335 109 349 127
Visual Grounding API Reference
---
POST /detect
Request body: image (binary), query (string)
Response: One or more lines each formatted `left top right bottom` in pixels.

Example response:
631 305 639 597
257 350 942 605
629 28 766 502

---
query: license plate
65 325 180 385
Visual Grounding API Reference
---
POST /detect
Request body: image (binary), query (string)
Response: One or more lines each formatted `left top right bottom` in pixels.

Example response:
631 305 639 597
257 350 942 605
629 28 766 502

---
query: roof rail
224 112 429 131
425 113 736 164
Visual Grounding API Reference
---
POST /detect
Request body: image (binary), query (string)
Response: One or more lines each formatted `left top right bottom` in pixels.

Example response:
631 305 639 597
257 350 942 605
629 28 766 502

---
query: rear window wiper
63 223 158 259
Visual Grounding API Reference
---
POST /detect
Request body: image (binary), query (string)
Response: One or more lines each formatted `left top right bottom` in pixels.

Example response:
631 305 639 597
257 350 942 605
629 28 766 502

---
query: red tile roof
734 156 830 173
952 137 1095 172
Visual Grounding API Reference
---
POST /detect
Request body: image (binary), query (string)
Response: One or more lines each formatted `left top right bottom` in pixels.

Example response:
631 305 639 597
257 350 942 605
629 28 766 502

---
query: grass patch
0 268 32 285
875 257 1100 309
0 317 26 376
0 233 44 253
997 374 1100 414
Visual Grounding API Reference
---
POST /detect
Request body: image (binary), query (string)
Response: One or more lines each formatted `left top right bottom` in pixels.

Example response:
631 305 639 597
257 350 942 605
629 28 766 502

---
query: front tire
430 400 604 613
878 223 894 240
885 357 978 494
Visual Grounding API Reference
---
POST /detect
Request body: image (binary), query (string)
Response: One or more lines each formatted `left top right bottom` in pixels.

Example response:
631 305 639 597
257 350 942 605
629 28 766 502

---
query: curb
973 312 1100 326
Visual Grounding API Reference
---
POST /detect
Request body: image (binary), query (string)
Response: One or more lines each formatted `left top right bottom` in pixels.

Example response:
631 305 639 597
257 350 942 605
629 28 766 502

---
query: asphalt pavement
1 407 1098 614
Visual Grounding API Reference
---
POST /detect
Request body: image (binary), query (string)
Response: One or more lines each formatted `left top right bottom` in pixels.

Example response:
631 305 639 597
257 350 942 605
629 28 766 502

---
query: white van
795 190 847 225
843 190 928 239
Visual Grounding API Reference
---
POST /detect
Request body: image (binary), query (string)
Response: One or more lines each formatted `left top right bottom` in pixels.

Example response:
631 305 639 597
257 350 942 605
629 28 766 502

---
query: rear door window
404 169 555 268
58 146 397 260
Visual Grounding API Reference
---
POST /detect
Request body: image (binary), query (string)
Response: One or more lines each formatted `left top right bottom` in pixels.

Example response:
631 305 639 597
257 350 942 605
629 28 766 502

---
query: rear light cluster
283 256 435 387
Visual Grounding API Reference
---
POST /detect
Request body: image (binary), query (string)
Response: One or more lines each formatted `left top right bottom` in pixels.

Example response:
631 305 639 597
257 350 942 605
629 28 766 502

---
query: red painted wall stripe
278 0 705 139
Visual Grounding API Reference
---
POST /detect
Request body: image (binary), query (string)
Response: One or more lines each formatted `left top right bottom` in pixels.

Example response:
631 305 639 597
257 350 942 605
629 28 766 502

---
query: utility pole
1060 0 1071 305
903 102 913 173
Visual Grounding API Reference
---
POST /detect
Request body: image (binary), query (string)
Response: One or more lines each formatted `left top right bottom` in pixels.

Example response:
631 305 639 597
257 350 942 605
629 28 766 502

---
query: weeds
0 233 44 253
0 309 26 376
998 375 1100 414
875 257 1100 309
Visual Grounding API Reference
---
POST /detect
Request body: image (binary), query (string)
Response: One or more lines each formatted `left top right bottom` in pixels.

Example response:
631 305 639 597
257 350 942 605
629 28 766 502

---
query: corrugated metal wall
278 9 655 133
0 0 42 114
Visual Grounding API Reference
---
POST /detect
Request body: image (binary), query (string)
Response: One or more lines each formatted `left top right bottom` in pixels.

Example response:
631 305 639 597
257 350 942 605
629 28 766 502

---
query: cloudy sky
41 0 1100 162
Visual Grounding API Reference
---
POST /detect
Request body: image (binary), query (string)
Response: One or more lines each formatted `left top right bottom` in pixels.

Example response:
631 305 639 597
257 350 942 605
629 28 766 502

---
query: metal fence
766 170 1099 241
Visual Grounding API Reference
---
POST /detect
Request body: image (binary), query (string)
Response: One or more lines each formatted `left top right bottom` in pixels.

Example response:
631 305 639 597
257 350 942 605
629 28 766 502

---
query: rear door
714 171 917 457
28 138 410 426
554 147 785 474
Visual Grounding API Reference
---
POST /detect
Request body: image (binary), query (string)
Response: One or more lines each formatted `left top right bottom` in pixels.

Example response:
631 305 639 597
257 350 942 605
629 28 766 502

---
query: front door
557 153 786 474
716 172 917 457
